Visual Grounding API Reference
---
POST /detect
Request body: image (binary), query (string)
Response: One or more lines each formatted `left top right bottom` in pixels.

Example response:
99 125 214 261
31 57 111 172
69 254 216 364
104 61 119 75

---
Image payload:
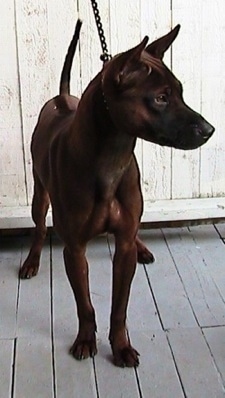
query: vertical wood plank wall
0 0 225 210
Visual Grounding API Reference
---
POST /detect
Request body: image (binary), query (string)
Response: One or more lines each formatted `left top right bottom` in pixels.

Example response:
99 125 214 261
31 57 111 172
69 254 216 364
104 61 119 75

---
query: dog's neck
73 72 136 156
70 73 137 199
101 73 109 112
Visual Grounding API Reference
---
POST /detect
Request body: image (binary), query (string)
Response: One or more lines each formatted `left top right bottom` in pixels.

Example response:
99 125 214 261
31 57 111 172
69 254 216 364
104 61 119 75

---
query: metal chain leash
90 0 112 63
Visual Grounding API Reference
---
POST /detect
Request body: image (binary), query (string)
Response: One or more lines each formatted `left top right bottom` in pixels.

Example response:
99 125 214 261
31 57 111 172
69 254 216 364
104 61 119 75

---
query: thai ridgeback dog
20 20 214 367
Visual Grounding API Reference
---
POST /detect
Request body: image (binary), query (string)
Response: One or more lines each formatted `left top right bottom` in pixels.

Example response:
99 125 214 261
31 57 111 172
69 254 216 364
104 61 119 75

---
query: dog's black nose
199 121 215 139
193 121 215 140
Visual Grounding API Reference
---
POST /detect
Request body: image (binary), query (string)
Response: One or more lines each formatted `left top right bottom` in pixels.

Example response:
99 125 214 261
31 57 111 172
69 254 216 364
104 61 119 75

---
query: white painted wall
0 0 225 224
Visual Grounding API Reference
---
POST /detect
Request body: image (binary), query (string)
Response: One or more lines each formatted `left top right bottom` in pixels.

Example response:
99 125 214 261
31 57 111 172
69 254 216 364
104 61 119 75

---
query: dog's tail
59 19 82 96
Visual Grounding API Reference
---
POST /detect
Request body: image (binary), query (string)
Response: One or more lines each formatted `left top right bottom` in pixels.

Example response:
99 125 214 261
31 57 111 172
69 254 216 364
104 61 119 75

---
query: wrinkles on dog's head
141 51 168 78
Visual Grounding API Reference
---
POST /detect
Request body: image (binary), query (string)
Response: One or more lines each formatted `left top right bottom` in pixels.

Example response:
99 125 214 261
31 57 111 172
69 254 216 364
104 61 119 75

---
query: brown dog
20 20 214 367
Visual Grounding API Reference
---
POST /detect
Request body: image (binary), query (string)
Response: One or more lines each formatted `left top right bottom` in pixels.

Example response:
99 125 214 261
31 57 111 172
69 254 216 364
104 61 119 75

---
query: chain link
90 0 112 63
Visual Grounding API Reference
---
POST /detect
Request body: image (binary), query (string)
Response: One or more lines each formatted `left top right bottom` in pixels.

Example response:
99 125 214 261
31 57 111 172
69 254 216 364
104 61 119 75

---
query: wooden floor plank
0 339 14 397
17 239 51 338
52 237 98 398
131 330 185 398
128 263 162 331
94 334 140 398
189 225 225 320
203 326 225 386
215 223 225 239
167 327 225 398
163 227 225 327
139 229 197 329
53 338 97 398
87 236 113 334
0 236 23 338
203 326 225 384
14 336 54 397
14 239 54 397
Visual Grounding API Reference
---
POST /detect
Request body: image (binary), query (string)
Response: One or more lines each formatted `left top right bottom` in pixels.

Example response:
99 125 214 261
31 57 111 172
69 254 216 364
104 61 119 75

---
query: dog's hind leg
19 171 50 279
136 235 155 264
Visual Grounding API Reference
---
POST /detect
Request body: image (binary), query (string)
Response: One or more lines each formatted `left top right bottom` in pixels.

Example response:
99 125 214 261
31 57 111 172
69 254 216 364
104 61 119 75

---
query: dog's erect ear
115 36 149 85
145 24 180 59
122 36 149 61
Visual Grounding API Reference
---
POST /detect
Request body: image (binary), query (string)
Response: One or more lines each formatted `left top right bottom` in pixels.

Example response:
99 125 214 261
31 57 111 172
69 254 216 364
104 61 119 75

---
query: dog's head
102 25 214 150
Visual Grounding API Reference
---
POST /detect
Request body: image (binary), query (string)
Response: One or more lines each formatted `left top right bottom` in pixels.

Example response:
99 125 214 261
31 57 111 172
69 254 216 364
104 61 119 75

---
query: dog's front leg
63 246 97 360
109 237 139 367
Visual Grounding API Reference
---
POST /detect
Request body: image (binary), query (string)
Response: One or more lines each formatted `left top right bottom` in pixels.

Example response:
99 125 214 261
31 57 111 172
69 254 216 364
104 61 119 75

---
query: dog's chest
89 196 123 236
96 170 124 200
81 166 127 235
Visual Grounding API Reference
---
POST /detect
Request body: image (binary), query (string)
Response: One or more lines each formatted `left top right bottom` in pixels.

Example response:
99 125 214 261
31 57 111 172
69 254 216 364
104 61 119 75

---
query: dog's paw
136 237 155 264
70 337 97 360
113 345 140 368
137 246 155 264
19 261 40 279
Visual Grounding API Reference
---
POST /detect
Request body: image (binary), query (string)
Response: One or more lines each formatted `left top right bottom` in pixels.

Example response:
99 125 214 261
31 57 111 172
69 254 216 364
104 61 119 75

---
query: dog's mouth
157 121 215 150
158 136 174 147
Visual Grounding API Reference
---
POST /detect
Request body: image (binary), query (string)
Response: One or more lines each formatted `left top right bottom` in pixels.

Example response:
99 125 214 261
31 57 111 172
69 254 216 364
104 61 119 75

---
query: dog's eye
155 94 168 105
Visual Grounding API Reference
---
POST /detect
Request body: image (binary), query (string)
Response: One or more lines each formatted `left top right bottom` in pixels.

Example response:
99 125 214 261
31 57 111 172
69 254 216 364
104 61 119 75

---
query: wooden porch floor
1 224 225 397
